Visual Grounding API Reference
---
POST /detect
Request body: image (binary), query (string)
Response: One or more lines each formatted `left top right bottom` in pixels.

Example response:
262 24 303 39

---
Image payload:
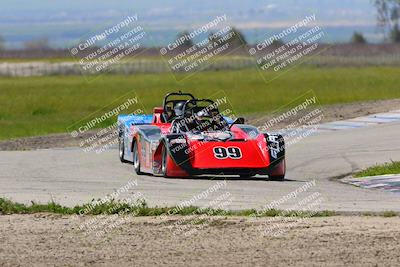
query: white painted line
374 112 400 117
347 119 380 124
364 183 388 188
325 121 370 127
349 117 396 123
318 124 361 130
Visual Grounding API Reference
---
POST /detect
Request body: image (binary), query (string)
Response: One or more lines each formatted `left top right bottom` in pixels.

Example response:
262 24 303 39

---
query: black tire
269 175 285 181
119 137 129 163
239 173 255 178
161 145 168 177
133 141 143 175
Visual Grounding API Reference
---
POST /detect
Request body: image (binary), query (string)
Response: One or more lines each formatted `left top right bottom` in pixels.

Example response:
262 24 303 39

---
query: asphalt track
1 121 400 212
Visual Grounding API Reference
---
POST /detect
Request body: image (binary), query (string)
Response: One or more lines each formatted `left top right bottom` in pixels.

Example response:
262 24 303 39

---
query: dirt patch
0 214 399 266
1 98 399 151
0 129 101 151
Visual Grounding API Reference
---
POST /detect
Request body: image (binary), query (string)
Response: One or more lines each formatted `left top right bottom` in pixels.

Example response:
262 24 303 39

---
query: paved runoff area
1 112 400 212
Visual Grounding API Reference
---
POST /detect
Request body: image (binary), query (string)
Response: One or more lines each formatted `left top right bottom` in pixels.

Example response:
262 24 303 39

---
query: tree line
352 0 400 43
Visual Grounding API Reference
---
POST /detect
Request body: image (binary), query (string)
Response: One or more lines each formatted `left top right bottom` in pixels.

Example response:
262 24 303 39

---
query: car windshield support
162 91 196 122
171 99 229 133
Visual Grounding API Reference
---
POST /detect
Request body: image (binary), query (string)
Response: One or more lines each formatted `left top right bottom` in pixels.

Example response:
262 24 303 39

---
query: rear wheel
133 141 143 175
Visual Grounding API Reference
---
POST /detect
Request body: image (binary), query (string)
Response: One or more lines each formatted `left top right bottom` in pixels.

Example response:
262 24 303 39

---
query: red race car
117 92 286 180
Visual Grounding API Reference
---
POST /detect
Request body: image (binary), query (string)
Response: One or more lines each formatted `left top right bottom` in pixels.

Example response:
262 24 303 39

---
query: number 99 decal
213 147 242 159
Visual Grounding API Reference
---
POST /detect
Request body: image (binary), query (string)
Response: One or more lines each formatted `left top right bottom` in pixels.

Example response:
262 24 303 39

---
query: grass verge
0 197 336 217
1 67 400 140
354 161 400 178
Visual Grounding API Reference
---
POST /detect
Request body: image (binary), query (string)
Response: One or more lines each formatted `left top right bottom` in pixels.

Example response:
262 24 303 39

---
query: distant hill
0 0 380 48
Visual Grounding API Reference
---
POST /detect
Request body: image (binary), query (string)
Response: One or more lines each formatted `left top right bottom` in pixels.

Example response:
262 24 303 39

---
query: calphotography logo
255 90 325 148
249 13 330 83
160 14 247 81
159 180 234 237
70 13 149 80
2 1 400 266
73 180 146 238
250 180 325 237
67 91 145 154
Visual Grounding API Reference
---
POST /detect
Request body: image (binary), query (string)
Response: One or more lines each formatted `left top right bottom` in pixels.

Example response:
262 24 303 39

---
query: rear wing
118 114 153 128
117 114 235 128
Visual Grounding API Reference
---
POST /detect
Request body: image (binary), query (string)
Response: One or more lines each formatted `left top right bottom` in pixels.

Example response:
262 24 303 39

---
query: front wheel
161 145 169 177
239 173 255 178
119 137 129 163
269 159 286 181
133 141 143 175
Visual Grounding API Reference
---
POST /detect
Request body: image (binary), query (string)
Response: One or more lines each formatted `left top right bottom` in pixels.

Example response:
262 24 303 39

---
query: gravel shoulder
1 214 399 266
1 98 400 151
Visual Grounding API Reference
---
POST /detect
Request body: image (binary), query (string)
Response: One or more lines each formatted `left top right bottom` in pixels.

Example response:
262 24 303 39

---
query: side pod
264 133 285 167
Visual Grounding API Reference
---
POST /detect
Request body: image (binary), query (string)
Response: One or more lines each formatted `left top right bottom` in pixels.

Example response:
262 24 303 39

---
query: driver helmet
174 102 185 117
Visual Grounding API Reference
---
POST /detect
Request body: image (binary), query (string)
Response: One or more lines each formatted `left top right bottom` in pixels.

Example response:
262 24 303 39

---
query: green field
0 66 400 140
355 161 400 177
